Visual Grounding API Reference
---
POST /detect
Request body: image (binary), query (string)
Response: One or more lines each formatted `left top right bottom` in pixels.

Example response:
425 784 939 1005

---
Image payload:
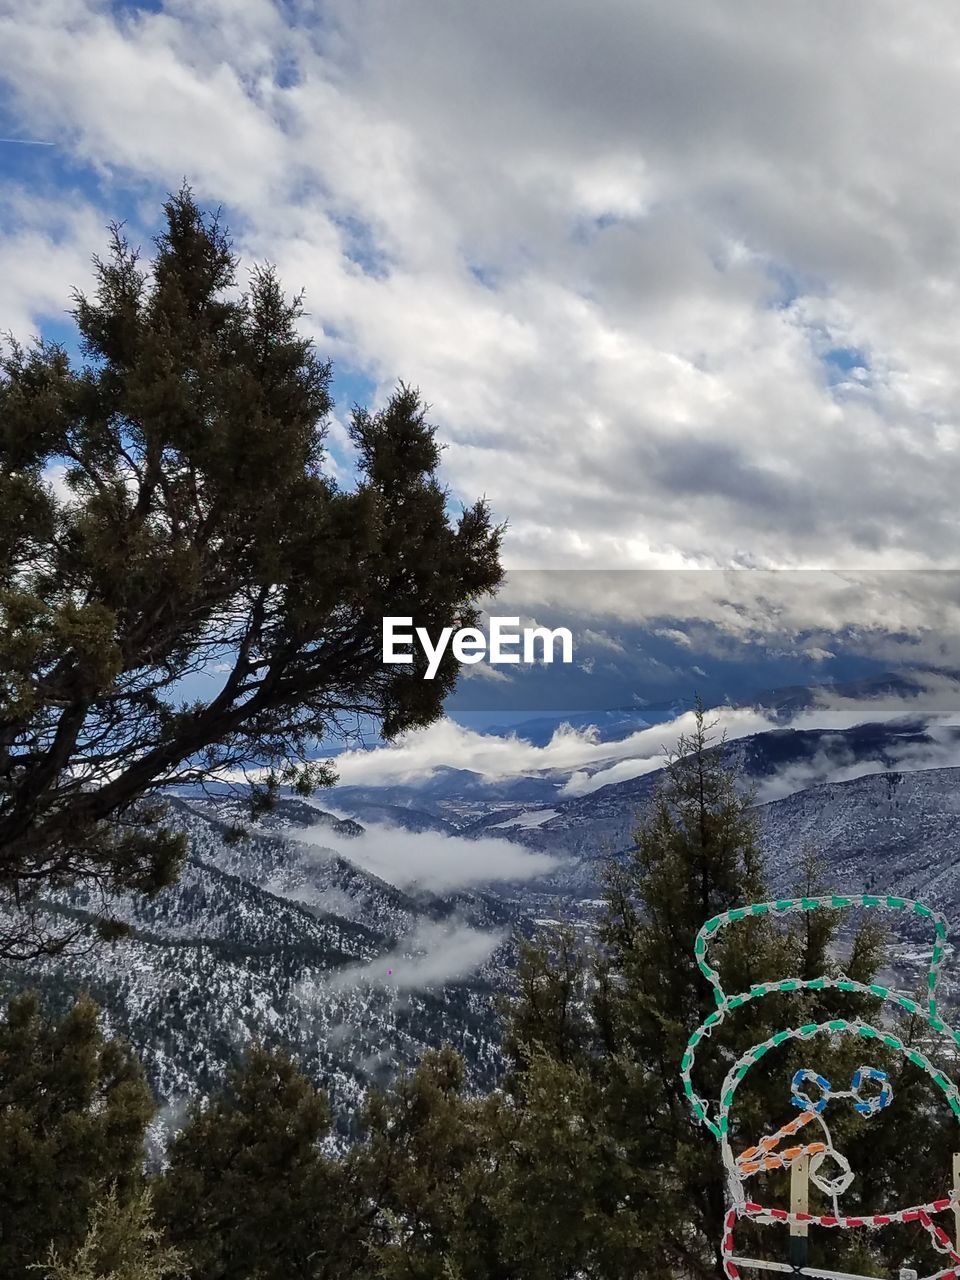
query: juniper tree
0 188 502 957
153 1044 357 1280
500 703 889 1279
499 922 592 1087
32 1188 186 1280
0 993 154 1275
489 1046 662 1280
355 1046 507 1280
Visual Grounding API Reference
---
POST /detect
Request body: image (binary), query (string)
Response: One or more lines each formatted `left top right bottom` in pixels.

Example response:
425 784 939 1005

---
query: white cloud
303 918 504 992
458 660 514 684
43 462 72 504
795 670 960 730
753 728 960 804
327 706 777 793
0 191 101 339
318 668 960 799
490 570 960 670
3 1 960 570
578 627 625 652
292 813 560 891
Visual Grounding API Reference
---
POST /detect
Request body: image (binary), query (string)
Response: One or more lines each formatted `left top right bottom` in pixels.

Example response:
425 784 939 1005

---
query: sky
6 0 960 571
7 1 960 721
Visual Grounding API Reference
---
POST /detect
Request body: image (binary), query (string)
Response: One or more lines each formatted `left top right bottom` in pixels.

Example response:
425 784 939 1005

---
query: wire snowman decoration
736 1064 892 1208
680 893 960 1279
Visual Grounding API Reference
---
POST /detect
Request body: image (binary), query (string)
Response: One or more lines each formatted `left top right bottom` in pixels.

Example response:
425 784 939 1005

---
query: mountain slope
461 722 960 893
758 766 960 910
0 796 520 1124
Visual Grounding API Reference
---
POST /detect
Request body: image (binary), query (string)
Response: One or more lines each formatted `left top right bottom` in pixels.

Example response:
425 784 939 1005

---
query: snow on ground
488 809 559 830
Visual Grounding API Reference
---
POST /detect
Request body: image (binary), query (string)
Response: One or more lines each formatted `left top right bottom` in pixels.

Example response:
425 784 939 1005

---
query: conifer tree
356 1046 502 1280
0 188 503 957
0 993 154 1275
499 922 591 1086
154 1044 358 1280
351 1043 616 1279
32 1188 186 1280
501 703 889 1278
488 1047 661 1279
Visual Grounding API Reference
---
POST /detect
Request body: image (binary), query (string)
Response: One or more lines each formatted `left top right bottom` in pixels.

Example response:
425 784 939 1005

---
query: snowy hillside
8 718 960 1127
450 722 960 895
0 796 521 1127
758 767 960 908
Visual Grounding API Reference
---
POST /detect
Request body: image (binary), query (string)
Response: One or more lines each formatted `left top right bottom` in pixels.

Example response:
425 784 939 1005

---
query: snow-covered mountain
448 721 960 894
758 766 960 908
1 796 521 1128
9 715 960 1128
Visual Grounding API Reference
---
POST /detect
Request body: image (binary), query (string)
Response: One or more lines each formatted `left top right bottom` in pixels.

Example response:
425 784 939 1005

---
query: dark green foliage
0 188 502 957
496 703 935 1279
154 1044 360 1279
499 923 591 1083
489 1048 660 1278
353 1046 515 1280
352 1037 660 1278
0 992 154 1277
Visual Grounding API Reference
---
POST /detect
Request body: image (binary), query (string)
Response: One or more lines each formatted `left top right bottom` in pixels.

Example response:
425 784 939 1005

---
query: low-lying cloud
327 705 777 796
752 726 960 804
323 669 960 800
292 815 560 892
304 918 505 993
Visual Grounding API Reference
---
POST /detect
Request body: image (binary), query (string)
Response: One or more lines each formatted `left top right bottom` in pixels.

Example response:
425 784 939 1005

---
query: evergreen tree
350 1035 654 1279
493 929 660 1276
0 993 154 1276
356 1046 503 1280
154 1044 358 1280
0 188 503 957
349 1042 625 1279
501 703 889 1278
500 923 591 1086
32 1188 186 1280
490 1046 662 1279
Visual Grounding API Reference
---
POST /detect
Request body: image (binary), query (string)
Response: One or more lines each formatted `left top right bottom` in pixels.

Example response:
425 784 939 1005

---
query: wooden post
953 1152 960 1253
789 1153 810 1272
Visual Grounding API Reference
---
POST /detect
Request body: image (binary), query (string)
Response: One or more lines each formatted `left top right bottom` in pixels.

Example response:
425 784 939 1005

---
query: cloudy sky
5 0 960 577
321 668 960 791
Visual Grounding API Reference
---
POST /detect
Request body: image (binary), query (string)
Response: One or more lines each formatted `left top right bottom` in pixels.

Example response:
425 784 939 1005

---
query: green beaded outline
681 894 958 1142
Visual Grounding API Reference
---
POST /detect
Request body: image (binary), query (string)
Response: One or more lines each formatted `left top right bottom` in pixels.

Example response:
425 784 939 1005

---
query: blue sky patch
823 345 868 382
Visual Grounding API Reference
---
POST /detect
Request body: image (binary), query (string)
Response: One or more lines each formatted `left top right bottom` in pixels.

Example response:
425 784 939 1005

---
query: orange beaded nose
736 1108 822 1176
